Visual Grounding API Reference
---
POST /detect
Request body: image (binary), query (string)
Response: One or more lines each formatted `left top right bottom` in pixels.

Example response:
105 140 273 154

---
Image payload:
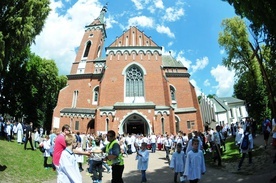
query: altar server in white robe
170 143 186 183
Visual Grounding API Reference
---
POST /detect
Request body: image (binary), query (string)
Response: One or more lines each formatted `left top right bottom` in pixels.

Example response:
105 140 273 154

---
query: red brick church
52 5 203 135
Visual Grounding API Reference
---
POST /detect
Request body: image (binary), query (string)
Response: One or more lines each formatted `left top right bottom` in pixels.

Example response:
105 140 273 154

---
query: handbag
22 136 26 143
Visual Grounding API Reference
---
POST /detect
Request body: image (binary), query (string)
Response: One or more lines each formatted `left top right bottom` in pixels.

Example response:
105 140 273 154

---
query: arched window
126 65 144 97
170 85 176 101
93 86 99 104
83 41 91 57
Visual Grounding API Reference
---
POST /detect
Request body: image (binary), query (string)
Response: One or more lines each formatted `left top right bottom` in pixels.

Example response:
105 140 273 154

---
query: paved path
44 134 276 183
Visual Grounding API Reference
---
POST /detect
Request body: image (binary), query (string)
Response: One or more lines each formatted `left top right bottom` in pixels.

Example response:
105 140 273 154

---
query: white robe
169 151 186 173
136 149 149 170
131 135 137 152
184 150 206 181
43 139 51 157
17 123 23 143
58 148 82 183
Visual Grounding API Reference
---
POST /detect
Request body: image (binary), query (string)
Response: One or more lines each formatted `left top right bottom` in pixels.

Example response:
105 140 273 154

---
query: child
184 138 206 183
5 122 11 142
57 134 82 183
75 142 84 172
90 138 104 183
170 143 186 183
237 126 253 170
34 128 40 149
42 135 51 169
136 142 149 183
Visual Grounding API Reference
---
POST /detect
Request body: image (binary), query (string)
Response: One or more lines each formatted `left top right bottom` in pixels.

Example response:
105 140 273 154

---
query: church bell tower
70 5 107 74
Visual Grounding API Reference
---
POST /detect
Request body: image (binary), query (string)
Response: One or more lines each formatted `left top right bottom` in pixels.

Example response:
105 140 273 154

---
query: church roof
162 55 185 68
219 97 245 104
60 108 96 114
211 97 229 113
94 57 106 62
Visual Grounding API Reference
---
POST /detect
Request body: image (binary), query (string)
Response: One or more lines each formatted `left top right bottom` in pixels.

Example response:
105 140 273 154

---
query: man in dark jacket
24 122 35 150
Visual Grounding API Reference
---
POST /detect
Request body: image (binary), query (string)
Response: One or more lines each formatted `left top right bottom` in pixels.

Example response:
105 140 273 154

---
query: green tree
233 72 269 122
222 0 276 118
1 48 29 119
3 50 67 130
218 17 272 121
23 53 67 129
222 0 276 54
0 0 51 114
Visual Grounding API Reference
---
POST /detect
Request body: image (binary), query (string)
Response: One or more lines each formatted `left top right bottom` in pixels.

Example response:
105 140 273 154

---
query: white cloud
162 48 192 70
210 65 235 97
131 0 144 10
163 7 184 22
154 0 164 9
190 79 201 96
190 56 209 74
204 79 210 86
105 16 118 29
176 50 192 69
220 49 225 55
156 25 175 38
127 16 154 28
168 41 173 47
132 0 163 11
31 0 103 75
148 5 156 14
162 47 176 57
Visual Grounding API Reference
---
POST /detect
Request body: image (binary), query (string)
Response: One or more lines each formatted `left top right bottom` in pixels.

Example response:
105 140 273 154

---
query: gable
108 26 159 47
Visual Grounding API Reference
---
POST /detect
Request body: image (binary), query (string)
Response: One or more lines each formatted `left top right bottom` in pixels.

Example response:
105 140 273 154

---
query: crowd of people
1 116 276 183
0 118 44 150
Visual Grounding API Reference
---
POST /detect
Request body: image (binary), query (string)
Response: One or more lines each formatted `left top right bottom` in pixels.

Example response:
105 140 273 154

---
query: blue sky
31 0 237 97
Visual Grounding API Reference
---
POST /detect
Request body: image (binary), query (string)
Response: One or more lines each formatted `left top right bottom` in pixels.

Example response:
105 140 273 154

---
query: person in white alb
150 132 157 153
184 138 206 183
164 135 173 162
136 142 149 183
58 134 82 183
17 122 23 144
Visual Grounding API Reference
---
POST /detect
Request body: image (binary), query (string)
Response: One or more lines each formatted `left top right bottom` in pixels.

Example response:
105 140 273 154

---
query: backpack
39 141 46 153
39 145 45 153
241 133 249 150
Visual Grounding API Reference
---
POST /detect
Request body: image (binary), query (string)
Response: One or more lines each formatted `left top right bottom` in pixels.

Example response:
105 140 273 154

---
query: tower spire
89 3 108 26
99 3 108 24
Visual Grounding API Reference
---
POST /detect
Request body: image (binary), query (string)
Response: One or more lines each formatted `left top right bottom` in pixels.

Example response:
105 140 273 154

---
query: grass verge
205 137 264 167
0 138 56 183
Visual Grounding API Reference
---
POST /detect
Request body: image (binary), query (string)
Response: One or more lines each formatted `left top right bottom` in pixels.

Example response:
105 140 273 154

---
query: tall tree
218 17 273 120
23 53 67 129
0 0 51 114
222 0 276 118
3 50 67 130
233 72 269 121
222 0 276 53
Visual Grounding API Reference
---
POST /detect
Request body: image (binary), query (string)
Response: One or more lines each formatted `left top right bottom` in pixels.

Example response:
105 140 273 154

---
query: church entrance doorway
122 114 149 135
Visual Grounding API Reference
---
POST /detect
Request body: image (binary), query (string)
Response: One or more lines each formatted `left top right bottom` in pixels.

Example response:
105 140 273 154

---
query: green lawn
204 136 263 165
0 138 56 183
